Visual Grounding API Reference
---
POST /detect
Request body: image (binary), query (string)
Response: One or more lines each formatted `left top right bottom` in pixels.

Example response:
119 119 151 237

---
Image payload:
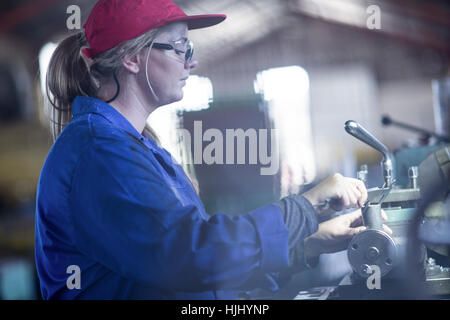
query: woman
36 0 374 299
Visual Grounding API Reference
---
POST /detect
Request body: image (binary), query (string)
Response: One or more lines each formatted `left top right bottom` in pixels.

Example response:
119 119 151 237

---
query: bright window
254 66 316 196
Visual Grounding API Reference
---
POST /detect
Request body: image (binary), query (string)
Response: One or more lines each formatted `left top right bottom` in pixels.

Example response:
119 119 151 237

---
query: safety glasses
150 39 194 64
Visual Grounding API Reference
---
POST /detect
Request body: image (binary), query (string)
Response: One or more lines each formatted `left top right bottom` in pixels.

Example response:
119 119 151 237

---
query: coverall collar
72 96 157 148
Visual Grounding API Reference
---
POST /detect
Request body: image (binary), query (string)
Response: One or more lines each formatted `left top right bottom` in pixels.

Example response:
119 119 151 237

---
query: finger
345 189 358 208
344 189 356 208
350 213 364 228
344 209 363 225
381 209 388 221
347 225 367 236
382 224 393 235
347 178 366 206
352 178 368 207
350 185 362 207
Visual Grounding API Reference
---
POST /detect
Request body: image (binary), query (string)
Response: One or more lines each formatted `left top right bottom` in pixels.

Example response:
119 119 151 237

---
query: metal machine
344 120 422 282
295 119 450 300
344 121 399 280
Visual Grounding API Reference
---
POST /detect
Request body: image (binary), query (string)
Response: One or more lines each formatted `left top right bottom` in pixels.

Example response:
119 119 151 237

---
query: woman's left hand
303 173 368 216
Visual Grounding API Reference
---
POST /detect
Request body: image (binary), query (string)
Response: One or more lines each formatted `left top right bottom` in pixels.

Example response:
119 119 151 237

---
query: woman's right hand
302 173 367 216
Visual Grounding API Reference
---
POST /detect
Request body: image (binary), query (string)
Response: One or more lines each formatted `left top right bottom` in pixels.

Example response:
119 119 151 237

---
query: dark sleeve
273 194 320 271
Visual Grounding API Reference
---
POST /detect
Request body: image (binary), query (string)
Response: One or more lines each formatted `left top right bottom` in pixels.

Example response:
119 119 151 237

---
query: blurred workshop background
0 0 448 299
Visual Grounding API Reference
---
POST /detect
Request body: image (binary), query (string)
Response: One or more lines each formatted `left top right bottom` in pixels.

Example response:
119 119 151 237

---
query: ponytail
46 32 97 141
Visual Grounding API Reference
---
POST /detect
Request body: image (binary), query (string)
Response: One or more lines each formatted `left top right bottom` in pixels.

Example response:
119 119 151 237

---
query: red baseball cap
83 0 226 58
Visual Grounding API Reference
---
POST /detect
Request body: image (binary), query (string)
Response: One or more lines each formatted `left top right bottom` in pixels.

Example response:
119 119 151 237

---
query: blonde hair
45 29 161 143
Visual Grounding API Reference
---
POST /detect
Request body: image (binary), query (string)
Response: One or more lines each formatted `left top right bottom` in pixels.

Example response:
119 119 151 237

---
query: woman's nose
186 59 198 70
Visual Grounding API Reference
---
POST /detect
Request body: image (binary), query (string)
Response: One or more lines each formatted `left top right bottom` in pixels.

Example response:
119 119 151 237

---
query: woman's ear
122 53 141 75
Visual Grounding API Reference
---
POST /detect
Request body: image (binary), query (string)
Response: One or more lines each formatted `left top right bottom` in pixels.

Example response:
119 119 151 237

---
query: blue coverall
35 96 318 299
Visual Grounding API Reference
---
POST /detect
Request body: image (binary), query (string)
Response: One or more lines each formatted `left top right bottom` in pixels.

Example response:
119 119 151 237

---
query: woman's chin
155 92 183 107
171 91 184 104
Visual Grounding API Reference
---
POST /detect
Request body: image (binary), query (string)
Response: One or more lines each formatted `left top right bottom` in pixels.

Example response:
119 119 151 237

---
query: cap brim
174 14 226 30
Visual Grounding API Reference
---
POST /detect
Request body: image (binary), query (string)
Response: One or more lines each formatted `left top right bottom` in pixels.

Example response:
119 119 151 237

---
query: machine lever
345 120 395 187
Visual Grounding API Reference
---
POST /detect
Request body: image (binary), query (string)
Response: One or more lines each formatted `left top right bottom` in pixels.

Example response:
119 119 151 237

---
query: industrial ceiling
0 0 448 65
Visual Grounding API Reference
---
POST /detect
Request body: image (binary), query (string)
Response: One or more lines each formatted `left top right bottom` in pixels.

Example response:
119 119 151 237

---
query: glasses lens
185 40 194 63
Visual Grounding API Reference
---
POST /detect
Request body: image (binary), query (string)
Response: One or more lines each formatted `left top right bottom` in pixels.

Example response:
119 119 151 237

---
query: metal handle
345 120 389 156
345 120 395 187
